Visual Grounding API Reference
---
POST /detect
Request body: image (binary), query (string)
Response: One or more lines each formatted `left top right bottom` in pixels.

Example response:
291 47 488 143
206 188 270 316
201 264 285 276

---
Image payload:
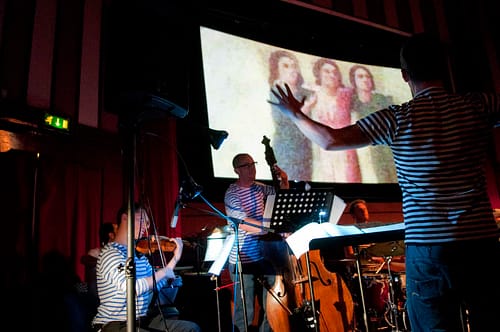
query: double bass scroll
262 135 281 190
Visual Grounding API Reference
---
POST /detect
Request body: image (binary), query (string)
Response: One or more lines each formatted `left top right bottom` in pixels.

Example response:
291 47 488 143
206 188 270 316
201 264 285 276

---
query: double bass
261 135 355 332
261 135 294 331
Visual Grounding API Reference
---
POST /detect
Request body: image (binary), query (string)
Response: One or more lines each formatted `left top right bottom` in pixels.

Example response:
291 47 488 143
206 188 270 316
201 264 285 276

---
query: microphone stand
123 122 138 332
196 194 274 332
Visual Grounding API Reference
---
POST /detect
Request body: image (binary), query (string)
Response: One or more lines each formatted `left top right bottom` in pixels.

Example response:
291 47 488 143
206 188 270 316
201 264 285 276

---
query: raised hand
268 83 306 117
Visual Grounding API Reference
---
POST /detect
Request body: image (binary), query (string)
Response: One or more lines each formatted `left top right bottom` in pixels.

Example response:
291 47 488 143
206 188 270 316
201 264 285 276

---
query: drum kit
354 240 410 332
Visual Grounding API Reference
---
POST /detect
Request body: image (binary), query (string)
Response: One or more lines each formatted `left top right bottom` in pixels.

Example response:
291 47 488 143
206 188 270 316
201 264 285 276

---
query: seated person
346 199 405 272
349 199 370 224
91 202 200 332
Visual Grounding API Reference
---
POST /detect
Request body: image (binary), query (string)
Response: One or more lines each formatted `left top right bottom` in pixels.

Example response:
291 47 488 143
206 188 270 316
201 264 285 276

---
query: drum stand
378 256 406 332
353 245 370 332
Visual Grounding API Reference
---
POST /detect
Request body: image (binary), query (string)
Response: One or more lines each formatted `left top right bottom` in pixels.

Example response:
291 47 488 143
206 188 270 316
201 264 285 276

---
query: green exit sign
44 113 70 131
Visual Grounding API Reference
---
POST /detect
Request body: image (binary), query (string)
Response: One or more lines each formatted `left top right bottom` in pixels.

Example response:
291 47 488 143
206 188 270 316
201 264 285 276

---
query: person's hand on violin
156 238 184 282
166 237 183 270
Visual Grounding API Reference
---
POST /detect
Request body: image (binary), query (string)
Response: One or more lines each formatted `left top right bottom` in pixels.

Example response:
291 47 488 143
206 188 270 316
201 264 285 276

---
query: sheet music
263 194 275 229
286 221 404 258
286 222 363 258
328 195 346 224
358 221 405 233
208 234 235 276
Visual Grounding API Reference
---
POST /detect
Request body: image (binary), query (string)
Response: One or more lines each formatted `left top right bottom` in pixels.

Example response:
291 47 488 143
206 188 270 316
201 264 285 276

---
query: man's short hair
232 153 251 168
400 32 447 82
116 202 143 226
348 199 366 215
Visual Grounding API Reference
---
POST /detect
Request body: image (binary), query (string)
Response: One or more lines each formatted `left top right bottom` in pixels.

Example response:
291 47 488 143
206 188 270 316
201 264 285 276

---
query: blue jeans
405 239 500 332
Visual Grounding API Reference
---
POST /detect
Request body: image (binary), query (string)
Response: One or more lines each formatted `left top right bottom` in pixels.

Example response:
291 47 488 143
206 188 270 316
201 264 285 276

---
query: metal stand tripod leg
212 275 222 332
353 246 370 332
305 251 320 332
236 260 249 332
384 256 404 332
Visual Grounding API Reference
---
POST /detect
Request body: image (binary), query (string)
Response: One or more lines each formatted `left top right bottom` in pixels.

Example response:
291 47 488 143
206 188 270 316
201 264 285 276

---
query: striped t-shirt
357 87 500 245
224 181 275 264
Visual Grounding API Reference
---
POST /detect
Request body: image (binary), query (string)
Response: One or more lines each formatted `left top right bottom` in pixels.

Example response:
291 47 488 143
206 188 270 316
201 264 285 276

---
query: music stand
269 189 335 233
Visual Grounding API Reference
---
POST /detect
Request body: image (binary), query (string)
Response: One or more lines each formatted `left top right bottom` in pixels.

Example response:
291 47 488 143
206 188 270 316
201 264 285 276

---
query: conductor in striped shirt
269 32 500 332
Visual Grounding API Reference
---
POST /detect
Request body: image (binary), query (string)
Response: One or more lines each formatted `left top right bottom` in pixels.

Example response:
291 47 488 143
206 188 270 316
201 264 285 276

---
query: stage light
207 128 228 150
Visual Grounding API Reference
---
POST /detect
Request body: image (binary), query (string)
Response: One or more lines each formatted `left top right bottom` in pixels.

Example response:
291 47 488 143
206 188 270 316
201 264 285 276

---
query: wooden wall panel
384 0 399 28
408 0 424 32
78 0 103 128
395 0 413 33
352 0 368 19
0 0 8 52
51 0 84 119
365 0 386 26
0 0 35 101
26 0 57 109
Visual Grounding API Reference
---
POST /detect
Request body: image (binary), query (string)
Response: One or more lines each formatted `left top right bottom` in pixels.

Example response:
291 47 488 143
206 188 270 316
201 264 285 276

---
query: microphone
170 177 203 228
182 177 203 200
170 187 184 228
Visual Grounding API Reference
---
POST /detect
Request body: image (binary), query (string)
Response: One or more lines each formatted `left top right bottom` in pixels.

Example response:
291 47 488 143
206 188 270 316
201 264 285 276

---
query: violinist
91 202 200 332
224 153 289 332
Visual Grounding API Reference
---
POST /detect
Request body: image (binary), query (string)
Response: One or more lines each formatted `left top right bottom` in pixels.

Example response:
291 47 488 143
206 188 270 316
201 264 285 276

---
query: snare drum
362 273 390 318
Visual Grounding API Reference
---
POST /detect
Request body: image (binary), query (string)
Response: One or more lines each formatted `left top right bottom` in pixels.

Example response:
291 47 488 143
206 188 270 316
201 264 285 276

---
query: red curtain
0 118 179 285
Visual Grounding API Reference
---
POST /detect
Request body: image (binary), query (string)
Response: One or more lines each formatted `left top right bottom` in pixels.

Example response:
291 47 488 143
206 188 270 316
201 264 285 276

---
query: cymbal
324 257 357 264
366 241 405 257
330 258 357 263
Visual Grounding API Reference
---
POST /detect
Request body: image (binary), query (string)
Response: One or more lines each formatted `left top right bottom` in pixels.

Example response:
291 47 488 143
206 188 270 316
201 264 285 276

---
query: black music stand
269 189 335 233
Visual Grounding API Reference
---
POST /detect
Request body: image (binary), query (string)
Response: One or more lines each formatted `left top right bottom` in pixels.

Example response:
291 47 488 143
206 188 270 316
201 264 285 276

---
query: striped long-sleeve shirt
357 87 500 245
92 242 167 325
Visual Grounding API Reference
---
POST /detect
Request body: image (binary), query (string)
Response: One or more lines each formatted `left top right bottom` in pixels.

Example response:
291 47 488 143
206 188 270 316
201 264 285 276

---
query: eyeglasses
236 161 258 169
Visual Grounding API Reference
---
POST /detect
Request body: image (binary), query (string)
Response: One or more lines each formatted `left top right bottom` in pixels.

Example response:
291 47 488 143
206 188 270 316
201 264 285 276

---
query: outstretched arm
269 83 371 151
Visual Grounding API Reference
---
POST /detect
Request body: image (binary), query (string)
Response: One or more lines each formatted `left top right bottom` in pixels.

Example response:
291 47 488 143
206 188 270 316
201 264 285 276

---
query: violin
136 235 178 269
